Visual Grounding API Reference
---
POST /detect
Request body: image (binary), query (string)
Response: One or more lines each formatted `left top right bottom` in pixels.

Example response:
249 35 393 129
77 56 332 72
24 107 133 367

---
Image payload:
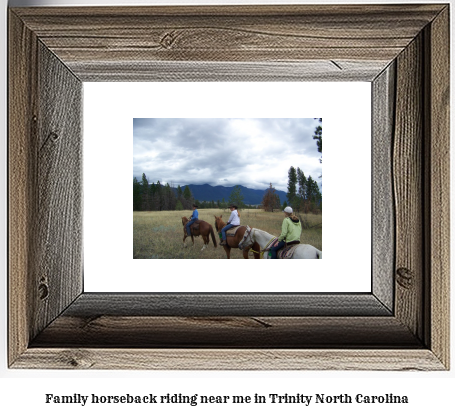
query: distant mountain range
180 183 287 205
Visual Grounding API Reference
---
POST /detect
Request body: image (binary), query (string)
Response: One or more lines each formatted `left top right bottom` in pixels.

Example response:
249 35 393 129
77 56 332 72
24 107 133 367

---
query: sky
133 118 321 192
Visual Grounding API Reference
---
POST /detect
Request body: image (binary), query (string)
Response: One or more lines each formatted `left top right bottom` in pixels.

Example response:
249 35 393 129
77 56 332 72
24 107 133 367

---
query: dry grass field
133 208 322 259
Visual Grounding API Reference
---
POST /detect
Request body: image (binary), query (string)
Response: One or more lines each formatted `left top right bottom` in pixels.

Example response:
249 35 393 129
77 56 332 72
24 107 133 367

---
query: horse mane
214 215 226 232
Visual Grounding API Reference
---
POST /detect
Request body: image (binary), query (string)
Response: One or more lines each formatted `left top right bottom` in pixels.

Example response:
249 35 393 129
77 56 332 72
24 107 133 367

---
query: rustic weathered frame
8 5 449 370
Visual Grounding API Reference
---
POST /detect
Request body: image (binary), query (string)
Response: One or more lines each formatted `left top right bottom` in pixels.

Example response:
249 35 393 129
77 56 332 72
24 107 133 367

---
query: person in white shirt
220 204 240 245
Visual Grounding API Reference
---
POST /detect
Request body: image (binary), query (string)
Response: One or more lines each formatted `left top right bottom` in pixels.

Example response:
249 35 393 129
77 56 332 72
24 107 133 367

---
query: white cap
283 206 293 213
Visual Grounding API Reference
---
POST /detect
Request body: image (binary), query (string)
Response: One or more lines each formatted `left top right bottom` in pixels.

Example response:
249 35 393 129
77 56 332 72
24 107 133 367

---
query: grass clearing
133 208 322 259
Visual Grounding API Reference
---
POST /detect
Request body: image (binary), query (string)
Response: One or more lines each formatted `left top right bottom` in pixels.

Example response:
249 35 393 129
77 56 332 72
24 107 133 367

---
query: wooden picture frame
8 4 450 370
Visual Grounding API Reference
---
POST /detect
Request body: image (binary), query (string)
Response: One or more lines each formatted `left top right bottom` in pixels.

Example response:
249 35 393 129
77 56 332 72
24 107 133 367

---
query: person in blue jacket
185 204 199 236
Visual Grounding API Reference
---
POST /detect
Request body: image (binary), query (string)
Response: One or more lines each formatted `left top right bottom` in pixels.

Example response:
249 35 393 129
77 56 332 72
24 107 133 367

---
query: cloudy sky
133 118 321 192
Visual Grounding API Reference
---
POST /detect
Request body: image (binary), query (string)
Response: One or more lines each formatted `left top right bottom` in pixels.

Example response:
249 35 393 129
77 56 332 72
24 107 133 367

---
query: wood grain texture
31 316 421 349
8 4 450 370
71 61 388 82
62 293 392 317
9 10 84 366
11 5 445 82
372 63 395 312
425 6 450 368
8 11 38 366
393 34 424 340
34 42 83 338
13 349 445 371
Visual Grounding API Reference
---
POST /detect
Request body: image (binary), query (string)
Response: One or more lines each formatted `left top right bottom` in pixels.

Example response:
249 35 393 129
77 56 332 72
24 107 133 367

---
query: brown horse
182 217 217 251
214 215 260 259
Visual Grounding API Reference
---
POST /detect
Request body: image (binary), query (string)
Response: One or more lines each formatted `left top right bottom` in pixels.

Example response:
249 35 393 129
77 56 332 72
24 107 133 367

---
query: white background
84 82 371 292
1 0 454 414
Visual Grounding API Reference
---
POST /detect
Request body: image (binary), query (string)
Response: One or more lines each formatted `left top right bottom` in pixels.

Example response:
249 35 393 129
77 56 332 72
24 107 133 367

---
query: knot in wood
396 267 414 289
160 31 179 49
38 281 49 300
60 350 94 369
48 131 59 142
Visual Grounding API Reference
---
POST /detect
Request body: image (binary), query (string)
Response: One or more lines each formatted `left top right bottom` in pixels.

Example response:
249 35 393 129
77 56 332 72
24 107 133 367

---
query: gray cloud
133 118 321 192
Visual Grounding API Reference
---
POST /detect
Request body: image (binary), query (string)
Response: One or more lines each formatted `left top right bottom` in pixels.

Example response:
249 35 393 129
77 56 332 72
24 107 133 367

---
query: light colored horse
238 226 322 259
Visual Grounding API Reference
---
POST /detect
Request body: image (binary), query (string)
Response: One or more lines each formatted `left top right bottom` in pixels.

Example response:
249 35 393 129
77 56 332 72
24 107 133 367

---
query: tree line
134 119 322 212
260 169 321 214
133 176 257 211
261 119 322 214
286 167 322 213
133 174 193 211
134 173 321 213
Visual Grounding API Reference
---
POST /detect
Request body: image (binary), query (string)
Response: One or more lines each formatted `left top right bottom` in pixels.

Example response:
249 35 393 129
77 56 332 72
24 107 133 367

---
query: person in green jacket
270 206 302 259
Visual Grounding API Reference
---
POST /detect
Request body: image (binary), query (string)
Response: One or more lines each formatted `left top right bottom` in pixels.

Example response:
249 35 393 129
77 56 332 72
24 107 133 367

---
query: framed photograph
83 82 370 293
8 4 449 370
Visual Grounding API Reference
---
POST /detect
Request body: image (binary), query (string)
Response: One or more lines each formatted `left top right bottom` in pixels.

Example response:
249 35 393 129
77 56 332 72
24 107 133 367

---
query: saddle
277 243 300 259
226 225 242 236
187 220 201 235
267 240 300 259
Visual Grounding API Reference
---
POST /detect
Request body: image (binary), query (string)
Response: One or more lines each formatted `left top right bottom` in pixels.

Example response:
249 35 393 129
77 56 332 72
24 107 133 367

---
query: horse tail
210 225 217 248
317 249 322 259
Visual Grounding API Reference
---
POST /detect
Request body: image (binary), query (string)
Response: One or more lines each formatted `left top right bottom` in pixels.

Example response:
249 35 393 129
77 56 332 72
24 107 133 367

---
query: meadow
133 208 322 259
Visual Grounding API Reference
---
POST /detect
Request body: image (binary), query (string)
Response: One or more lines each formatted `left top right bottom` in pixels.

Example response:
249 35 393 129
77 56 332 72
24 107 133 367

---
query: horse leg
252 242 261 259
201 235 208 251
242 249 249 259
223 246 231 259
210 227 218 248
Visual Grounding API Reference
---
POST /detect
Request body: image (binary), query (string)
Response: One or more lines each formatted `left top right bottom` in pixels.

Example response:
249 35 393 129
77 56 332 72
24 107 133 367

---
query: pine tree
155 180 164 211
175 200 184 210
133 177 142 211
296 167 307 212
182 185 193 209
297 168 307 198
141 173 150 210
175 184 185 210
164 183 176 210
313 118 322 164
149 182 156 210
228 185 245 209
286 166 298 209
306 176 322 212
183 185 192 200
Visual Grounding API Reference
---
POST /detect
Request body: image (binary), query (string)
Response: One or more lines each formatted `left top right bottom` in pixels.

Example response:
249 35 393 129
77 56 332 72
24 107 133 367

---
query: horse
214 215 260 259
238 225 322 259
182 217 217 251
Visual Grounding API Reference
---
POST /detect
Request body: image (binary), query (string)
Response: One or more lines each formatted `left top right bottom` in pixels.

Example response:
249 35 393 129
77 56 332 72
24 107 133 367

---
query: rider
220 204 240 246
270 206 302 259
185 204 199 236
